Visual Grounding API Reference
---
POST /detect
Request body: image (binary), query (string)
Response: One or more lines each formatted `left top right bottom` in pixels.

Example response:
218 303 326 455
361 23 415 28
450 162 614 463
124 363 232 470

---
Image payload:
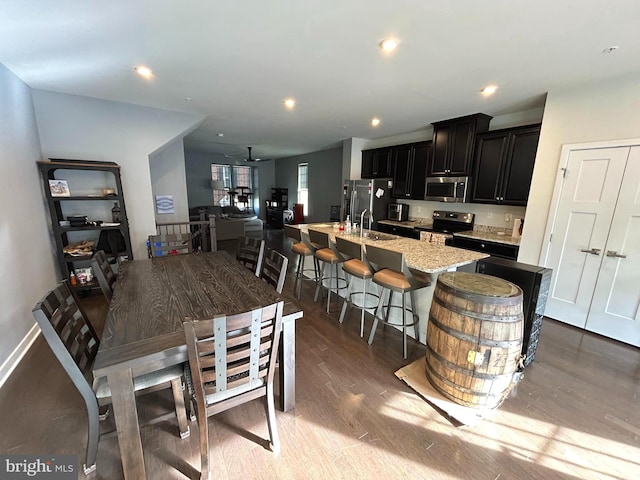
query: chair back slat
91 250 117 301
335 236 364 260
363 244 405 272
184 301 283 405
32 282 100 380
260 249 288 294
308 229 330 248
237 236 265 276
284 225 302 242
148 233 193 258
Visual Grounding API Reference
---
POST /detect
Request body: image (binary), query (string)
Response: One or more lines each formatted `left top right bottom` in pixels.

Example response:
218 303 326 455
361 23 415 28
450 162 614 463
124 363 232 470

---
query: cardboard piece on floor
395 357 496 427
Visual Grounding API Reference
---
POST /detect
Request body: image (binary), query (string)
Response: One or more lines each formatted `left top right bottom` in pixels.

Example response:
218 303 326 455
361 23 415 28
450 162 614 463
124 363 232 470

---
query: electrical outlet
505 213 512 223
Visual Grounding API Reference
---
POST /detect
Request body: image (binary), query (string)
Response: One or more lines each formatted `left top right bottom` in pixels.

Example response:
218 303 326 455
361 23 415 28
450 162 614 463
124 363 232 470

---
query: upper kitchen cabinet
429 113 492 176
361 147 393 178
471 124 541 206
392 141 431 199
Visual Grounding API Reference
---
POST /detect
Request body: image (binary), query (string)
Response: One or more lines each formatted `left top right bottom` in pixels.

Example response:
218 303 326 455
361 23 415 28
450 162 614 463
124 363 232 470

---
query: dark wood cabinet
361 147 392 178
471 124 541 206
450 235 519 260
429 113 492 176
392 141 430 199
376 222 420 239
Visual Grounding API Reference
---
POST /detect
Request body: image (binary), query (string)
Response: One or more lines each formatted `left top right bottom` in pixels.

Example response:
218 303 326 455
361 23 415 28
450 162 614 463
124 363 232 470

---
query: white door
543 147 629 329
585 146 640 345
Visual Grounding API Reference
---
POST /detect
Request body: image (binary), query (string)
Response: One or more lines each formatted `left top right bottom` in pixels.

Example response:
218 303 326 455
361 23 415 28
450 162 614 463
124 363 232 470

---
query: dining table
92 250 303 479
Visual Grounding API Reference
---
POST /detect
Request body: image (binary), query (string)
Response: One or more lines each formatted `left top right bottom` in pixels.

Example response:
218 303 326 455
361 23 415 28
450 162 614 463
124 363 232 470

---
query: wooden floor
1 228 639 479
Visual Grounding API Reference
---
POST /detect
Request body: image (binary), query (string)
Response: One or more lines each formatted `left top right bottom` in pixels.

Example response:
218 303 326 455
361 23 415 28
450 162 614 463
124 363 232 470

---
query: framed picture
155 195 175 214
49 179 70 197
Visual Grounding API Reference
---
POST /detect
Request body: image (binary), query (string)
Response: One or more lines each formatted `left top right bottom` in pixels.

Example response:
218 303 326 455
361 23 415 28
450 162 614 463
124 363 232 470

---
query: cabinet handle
580 248 601 256
606 250 627 259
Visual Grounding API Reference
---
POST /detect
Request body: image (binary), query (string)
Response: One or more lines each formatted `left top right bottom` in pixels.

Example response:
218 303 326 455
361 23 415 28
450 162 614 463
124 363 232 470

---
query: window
297 163 308 216
211 164 254 209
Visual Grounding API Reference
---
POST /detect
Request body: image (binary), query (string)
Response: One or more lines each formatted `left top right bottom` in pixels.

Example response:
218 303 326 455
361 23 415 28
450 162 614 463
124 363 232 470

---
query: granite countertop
454 230 521 246
295 223 488 274
377 219 433 229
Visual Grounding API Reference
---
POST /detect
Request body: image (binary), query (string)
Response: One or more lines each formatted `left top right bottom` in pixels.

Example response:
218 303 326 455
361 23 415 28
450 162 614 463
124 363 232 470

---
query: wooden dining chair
148 232 193 257
236 236 265 276
260 248 289 294
32 281 190 475
183 301 284 480
90 250 116 301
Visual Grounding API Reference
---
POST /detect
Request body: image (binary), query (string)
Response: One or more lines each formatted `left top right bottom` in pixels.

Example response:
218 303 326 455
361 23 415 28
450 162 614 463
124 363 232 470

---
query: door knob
606 250 627 259
580 248 601 255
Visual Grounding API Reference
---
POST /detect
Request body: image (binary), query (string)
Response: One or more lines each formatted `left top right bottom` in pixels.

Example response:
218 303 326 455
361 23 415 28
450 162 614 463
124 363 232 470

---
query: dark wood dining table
92 251 303 479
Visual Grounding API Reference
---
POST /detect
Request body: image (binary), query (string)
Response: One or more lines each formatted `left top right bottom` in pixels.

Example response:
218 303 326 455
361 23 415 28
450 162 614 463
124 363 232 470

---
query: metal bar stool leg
368 287 388 345
402 292 408 360
359 279 367 338
314 260 324 302
339 272 352 324
410 290 420 342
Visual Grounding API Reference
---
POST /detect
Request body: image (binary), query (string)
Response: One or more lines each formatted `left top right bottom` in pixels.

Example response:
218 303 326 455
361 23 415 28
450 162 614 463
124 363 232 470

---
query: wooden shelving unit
38 159 133 293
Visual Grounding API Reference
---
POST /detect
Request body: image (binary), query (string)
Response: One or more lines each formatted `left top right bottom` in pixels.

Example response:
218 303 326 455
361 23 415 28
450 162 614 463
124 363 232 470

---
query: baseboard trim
0 323 40 389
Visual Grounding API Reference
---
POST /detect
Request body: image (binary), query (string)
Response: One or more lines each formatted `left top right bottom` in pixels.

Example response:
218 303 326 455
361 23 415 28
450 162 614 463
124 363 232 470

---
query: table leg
108 368 147 479
278 318 296 412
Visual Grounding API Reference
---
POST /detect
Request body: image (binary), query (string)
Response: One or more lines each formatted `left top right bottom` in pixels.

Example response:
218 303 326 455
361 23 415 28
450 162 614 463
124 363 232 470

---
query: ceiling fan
244 146 272 162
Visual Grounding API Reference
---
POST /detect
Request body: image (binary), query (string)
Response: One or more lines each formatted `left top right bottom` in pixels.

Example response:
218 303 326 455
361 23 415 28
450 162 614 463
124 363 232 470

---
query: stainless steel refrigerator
342 179 394 229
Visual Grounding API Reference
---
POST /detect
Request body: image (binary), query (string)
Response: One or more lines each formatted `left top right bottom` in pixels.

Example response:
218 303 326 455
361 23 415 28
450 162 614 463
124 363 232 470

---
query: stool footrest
375 304 419 328
348 291 380 311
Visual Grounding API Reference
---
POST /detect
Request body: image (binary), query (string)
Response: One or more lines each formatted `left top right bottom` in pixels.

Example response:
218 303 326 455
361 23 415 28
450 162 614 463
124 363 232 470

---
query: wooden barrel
425 272 524 409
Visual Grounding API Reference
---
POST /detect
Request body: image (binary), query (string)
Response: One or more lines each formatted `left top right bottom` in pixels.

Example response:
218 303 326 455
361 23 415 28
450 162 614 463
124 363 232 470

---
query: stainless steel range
416 210 474 244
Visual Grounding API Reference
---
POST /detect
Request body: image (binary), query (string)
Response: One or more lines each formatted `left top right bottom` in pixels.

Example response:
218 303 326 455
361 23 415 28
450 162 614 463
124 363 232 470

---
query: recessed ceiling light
134 66 153 78
380 38 399 53
284 98 296 109
371 118 381 127
602 46 619 54
481 85 498 95
217 133 224 137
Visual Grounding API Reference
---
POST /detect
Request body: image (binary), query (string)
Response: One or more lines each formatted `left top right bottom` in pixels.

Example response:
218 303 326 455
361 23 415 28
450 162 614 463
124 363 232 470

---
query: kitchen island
294 223 488 344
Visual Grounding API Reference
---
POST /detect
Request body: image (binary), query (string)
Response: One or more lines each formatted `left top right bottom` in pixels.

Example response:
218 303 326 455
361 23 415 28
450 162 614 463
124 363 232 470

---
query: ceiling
2 1 639 161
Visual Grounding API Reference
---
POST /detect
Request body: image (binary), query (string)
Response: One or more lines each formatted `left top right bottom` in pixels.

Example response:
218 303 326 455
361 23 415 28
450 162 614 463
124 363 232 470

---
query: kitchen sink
361 231 398 241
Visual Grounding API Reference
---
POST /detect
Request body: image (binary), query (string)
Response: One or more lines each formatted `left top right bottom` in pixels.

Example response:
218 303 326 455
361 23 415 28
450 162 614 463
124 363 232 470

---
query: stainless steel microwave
424 176 469 203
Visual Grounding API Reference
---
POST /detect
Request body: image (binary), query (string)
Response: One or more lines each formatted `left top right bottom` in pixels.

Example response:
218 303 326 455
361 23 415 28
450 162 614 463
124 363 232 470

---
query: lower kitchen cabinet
471 124 540 206
377 222 420 239
450 235 519 260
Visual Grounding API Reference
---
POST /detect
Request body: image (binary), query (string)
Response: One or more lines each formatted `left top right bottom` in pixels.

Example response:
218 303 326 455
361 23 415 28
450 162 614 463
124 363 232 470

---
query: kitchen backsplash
401 199 526 230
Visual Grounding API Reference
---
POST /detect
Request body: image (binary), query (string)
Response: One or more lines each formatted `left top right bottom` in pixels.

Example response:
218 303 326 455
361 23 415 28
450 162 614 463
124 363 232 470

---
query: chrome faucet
360 209 373 237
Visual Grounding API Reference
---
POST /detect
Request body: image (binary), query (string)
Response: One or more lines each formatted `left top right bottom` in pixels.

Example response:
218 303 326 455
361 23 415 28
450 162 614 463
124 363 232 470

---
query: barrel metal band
435 280 522 305
424 360 498 402
425 343 517 381
432 294 523 323
428 312 522 348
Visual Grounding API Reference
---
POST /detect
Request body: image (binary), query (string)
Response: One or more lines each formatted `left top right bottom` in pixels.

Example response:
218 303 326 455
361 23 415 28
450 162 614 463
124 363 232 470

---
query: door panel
544 147 629 328
586 146 640 345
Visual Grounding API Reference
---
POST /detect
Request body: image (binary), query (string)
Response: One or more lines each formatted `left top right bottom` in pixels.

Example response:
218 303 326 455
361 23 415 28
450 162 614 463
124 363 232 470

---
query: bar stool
284 225 317 299
335 237 379 338
308 229 346 314
364 244 431 359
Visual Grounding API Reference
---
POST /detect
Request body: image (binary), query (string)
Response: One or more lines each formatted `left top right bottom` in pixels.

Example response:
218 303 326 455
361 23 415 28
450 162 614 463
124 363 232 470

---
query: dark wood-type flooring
1 228 639 479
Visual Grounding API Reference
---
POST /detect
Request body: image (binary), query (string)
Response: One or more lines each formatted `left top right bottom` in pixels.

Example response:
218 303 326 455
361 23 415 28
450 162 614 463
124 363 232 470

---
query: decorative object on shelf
102 187 116 196
63 240 95 257
155 195 175 214
48 179 70 197
111 202 122 222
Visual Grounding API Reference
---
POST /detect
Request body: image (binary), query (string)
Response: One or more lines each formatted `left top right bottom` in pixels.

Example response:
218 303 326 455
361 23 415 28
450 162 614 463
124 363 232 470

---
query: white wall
150 139 189 224
521 76 640 264
32 90 204 260
0 64 57 378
